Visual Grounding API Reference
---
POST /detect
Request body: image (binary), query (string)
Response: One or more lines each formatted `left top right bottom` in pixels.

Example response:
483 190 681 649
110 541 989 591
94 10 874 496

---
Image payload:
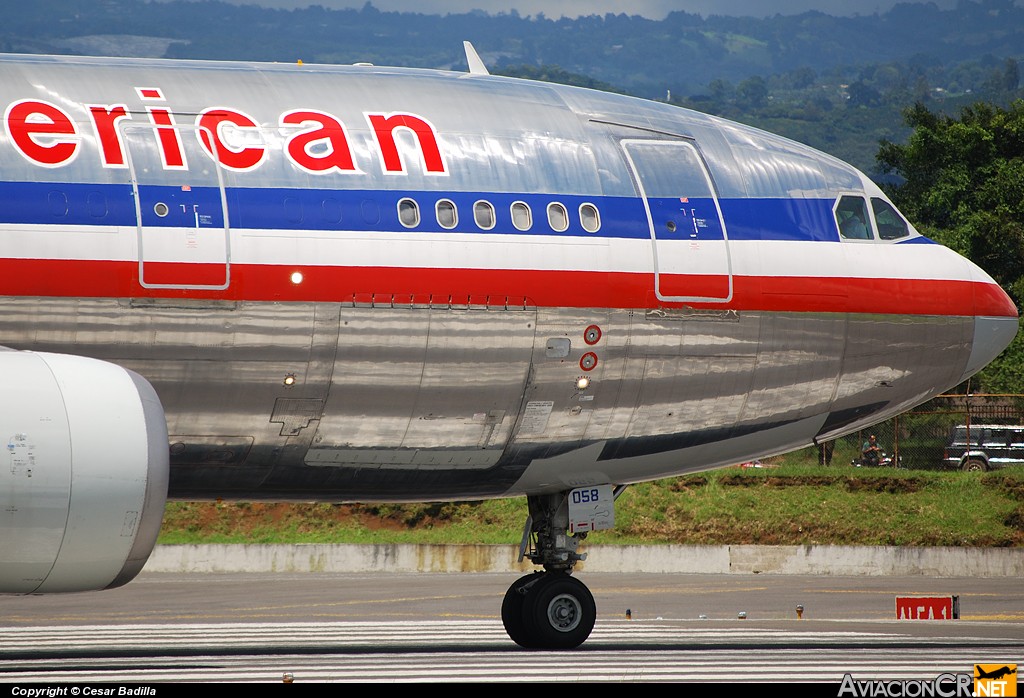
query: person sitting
861 434 882 466
839 210 869 239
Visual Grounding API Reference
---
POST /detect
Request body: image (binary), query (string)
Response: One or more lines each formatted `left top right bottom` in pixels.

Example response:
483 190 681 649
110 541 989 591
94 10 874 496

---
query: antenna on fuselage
463 41 489 76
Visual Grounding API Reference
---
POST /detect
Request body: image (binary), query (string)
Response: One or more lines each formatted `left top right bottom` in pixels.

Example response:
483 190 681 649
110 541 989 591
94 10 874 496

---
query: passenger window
398 198 420 228
871 198 910 240
579 203 600 233
436 199 458 229
284 196 303 223
835 195 872 240
511 201 532 231
547 202 569 232
48 191 69 217
473 200 495 230
321 198 343 225
87 192 108 219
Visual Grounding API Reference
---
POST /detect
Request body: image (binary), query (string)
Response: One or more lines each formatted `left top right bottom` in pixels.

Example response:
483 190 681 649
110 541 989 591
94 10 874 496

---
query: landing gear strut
501 491 603 649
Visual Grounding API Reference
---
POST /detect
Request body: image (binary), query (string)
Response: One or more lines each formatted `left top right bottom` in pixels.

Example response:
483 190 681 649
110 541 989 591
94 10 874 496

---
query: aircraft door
622 139 733 303
122 123 230 290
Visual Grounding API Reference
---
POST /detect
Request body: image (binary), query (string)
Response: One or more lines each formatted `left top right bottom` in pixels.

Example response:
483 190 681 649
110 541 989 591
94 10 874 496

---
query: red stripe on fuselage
0 259 1016 318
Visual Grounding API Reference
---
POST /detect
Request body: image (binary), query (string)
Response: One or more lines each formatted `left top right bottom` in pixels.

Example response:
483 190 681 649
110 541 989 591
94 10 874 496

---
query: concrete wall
145 544 1024 577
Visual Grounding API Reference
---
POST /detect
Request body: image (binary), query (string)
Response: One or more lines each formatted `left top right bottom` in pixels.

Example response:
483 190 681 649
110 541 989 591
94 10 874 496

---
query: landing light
576 376 590 391
283 373 297 387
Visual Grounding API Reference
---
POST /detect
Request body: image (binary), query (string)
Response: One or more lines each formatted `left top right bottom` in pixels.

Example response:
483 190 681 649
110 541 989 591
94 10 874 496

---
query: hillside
4 1 1022 98
159 463 1024 547
5 1 1023 175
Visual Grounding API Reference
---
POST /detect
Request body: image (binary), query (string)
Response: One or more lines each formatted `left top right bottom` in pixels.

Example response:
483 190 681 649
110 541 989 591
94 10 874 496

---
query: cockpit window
835 195 872 240
871 198 910 240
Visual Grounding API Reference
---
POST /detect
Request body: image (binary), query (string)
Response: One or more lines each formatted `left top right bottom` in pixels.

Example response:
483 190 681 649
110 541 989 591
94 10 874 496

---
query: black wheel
502 573 543 648
520 572 595 650
963 458 987 472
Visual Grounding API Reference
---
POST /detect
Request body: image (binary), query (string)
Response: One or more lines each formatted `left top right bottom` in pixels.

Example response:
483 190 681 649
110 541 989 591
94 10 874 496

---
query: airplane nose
961 259 1019 381
964 315 1018 380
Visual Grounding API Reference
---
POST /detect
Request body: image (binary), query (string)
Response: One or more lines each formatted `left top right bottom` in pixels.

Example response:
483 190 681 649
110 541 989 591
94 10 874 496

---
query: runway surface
1 572 1022 683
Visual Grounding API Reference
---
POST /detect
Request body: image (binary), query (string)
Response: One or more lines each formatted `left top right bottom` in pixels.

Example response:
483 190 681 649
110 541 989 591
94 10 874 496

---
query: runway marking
3 620 1020 683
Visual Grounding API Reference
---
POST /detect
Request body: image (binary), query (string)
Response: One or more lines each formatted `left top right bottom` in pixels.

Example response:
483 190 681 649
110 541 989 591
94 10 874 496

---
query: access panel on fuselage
622 140 733 303
305 306 537 470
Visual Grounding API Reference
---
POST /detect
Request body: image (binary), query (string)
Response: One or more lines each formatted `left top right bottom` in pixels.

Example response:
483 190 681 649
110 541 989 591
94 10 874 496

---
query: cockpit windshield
834 194 912 242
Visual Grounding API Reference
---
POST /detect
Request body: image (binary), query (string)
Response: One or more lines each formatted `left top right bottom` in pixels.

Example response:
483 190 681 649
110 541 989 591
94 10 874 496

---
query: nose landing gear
502 571 596 649
501 490 610 649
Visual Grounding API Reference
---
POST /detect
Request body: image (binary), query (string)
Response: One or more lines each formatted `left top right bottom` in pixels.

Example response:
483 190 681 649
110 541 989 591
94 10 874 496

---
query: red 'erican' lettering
3 90 449 177
197 108 267 171
87 104 130 167
281 109 358 174
5 100 80 167
366 112 447 175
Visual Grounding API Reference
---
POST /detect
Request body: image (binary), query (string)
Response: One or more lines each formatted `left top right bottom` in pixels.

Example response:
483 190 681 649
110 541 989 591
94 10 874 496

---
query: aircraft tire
502 572 543 648
520 572 595 650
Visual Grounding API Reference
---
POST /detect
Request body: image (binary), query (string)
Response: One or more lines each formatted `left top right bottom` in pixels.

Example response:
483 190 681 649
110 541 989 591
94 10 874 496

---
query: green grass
158 458 1024 547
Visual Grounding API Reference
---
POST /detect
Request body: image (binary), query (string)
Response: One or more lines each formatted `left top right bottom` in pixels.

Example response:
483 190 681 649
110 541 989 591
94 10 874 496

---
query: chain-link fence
815 394 1024 470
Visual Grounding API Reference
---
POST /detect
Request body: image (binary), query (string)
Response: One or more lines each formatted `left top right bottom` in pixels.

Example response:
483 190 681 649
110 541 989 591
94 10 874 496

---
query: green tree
1004 58 1020 92
847 80 882 108
877 100 1024 391
737 76 769 109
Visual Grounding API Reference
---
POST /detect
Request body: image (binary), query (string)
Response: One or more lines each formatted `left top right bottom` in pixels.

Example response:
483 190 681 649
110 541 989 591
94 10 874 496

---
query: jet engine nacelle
0 351 168 593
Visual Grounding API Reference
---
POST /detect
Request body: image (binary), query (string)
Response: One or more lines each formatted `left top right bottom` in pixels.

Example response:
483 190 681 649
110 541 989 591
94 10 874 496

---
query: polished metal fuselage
0 299 975 500
0 55 1012 501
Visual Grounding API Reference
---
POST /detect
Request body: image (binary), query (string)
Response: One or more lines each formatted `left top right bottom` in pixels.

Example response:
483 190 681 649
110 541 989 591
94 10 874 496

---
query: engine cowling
0 351 168 593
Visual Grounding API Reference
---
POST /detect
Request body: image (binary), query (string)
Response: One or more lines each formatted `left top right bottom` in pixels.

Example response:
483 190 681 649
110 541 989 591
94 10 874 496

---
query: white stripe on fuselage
0 222 978 283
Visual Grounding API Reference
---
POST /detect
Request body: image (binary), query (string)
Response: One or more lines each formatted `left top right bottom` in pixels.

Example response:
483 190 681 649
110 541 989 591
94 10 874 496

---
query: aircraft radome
0 43 1016 649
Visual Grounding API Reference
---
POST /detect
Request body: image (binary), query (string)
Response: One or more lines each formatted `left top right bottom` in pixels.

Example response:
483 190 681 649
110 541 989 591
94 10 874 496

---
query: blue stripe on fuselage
0 180 850 243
